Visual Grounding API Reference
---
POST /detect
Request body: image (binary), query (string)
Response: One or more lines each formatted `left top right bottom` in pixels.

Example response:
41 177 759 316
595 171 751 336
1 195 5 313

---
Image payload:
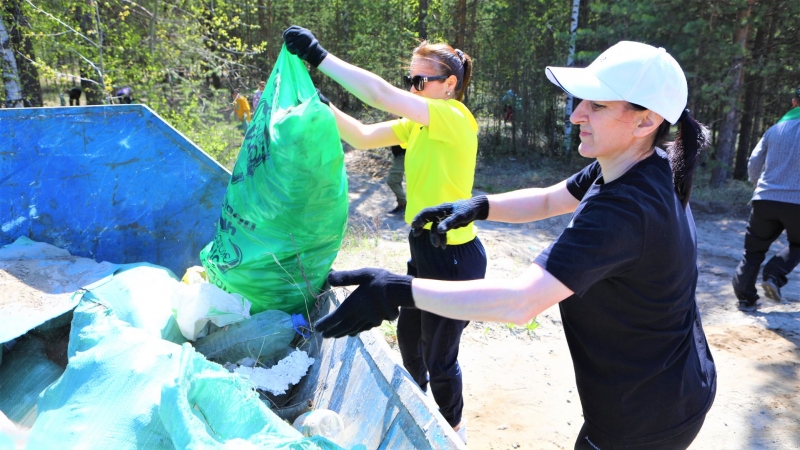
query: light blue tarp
25 268 342 449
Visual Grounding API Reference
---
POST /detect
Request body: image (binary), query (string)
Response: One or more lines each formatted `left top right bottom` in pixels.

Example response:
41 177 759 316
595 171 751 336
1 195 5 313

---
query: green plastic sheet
201 46 348 316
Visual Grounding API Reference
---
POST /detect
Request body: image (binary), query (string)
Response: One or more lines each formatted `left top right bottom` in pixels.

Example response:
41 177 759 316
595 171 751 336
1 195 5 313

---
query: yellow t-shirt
234 95 251 121
390 99 478 245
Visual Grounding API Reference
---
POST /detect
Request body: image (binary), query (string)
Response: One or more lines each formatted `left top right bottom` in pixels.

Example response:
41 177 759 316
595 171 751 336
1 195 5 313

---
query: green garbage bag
201 46 348 316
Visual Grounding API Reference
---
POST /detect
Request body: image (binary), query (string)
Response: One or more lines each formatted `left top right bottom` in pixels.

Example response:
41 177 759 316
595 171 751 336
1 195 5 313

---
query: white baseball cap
546 41 688 124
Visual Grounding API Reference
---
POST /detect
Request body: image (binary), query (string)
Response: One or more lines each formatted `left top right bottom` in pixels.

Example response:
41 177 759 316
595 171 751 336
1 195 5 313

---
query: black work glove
315 269 414 338
411 195 489 249
283 26 328 68
316 88 330 106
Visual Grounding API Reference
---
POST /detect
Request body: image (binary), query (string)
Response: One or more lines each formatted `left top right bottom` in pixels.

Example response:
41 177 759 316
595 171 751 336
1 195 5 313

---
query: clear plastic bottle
292 409 344 442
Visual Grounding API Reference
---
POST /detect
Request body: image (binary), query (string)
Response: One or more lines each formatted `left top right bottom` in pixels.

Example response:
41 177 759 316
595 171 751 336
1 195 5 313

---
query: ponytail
629 103 710 208
668 109 710 207
454 49 472 101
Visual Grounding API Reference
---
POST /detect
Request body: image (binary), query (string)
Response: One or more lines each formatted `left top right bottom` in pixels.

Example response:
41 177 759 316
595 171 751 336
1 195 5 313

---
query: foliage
2 0 798 180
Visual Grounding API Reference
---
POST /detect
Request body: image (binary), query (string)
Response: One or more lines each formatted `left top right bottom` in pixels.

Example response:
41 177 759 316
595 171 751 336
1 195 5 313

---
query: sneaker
388 202 406 215
737 299 761 312
453 420 467 445
761 277 783 302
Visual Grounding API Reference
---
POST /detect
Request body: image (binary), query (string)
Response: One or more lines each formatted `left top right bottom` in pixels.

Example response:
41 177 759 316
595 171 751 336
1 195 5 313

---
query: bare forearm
411 264 571 324
319 54 397 111
486 181 578 223
329 104 365 148
329 104 400 149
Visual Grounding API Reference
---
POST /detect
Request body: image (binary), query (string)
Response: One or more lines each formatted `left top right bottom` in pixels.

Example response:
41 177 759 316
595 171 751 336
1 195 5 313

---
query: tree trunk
750 8 778 149
733 23 766 180
710 0 754 188
455 0 467 50
462 0 478 105
75 4 105 105
5 0 42 107
1 16 23 107
418 0 427 40
563 0 580 154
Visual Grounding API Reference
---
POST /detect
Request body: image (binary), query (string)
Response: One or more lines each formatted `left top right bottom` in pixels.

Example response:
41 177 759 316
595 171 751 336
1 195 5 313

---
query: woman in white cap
317 41 716 448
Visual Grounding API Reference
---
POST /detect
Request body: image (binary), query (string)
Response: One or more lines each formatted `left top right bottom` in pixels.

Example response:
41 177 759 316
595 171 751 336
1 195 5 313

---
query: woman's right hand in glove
283 26 328 68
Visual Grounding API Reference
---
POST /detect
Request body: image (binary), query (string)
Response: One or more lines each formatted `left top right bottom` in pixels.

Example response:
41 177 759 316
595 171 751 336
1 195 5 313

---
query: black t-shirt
534 150 716 446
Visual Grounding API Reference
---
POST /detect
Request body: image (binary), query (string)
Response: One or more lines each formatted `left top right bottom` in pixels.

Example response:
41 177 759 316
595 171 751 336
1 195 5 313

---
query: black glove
283 26 328 68
315 269 414 338
316 88 330 106
411 195 489 249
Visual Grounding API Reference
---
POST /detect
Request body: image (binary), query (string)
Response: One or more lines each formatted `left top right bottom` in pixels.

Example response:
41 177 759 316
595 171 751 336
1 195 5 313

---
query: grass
690 167 754 207
474 154 590 194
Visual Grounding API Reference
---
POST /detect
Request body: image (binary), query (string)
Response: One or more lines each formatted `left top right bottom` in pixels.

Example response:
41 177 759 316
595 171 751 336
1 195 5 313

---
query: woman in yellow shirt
283 26 483 441
232 89 251 133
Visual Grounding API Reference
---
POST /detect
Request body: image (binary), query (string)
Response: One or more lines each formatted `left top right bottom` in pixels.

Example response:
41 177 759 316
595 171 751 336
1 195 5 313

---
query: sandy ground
336 150 800 450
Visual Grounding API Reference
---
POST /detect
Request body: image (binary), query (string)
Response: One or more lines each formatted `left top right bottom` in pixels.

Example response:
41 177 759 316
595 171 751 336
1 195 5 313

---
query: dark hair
412 42 473 101
628 103 710 207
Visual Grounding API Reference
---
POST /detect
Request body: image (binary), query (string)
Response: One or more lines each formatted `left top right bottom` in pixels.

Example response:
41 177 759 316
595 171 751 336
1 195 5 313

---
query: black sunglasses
403 74 449 91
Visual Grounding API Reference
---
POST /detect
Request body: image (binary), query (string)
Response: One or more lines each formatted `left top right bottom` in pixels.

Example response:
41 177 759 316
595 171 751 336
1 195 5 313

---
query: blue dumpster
0 105 463 449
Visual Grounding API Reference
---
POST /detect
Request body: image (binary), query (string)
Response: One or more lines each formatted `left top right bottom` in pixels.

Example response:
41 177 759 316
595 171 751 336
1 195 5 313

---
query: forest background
2 0 799 188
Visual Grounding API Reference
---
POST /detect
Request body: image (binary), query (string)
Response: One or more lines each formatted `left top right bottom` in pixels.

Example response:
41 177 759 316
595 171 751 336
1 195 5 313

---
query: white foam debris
233 349 315 395
1 217 26 233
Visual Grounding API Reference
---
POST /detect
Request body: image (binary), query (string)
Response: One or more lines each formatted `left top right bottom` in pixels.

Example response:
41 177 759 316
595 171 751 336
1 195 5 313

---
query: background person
68 87 82 106
252 80 266 111
732 84 800 310
283 25 480 443
317 41 716 450
501 88 515 123
232 89 251 133
386 144 407 215
114 86 133 104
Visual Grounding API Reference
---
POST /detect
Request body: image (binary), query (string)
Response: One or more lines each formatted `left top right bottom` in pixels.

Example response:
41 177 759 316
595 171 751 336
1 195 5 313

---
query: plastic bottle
292 409 344 442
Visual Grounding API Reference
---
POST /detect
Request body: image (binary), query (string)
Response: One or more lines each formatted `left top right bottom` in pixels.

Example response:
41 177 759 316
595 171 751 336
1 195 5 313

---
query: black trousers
732 200 800 301
574 416 705 450
397 230 487 427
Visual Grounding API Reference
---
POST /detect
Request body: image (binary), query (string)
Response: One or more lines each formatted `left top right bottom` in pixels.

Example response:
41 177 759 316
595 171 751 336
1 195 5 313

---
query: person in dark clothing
68 87 82 106
316 41 716 449
114 87 133 104
732 85 800 310
386 144 407 214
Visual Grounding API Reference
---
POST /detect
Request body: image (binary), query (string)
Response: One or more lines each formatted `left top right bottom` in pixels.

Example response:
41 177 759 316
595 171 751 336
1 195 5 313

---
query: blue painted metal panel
0 105 230 276
296 292 465 450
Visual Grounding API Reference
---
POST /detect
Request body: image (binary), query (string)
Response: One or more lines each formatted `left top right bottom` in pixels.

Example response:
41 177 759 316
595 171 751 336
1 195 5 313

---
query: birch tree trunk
563 0 580 154
0 17 23 108
5 0 42 107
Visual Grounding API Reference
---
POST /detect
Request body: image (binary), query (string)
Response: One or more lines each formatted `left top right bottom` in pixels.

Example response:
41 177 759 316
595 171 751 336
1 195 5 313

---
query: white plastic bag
171 283 251 341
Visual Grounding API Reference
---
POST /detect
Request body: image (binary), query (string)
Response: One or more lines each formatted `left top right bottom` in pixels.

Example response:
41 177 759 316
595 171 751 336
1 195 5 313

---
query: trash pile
0 237 342 450
0 47 349 449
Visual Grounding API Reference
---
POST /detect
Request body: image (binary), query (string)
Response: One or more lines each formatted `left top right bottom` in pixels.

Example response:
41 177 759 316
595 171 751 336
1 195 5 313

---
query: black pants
732 200 800 301
397 230 487 427
574 416 705 450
